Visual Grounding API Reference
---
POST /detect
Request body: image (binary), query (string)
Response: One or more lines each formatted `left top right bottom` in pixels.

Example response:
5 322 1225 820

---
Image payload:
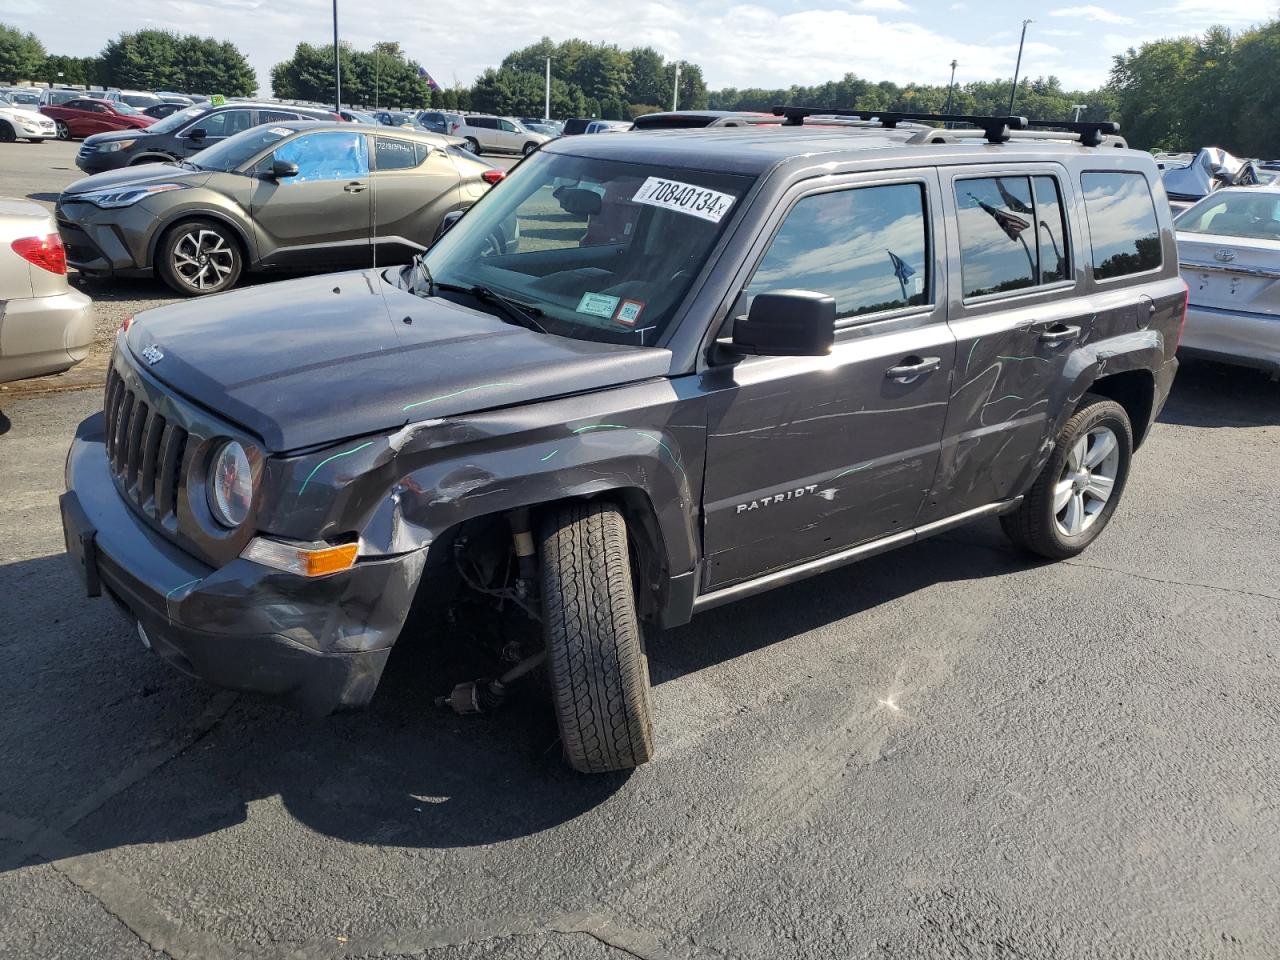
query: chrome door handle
885 356 942 380
1039 323 1080 344
343 181 367 193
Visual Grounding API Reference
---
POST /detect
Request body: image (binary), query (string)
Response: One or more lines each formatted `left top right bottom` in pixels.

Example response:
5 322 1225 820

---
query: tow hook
435 650 547 715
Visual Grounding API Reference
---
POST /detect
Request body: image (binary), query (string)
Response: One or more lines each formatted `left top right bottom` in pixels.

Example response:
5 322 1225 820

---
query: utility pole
331 0 341 113
1007 18 1031 116
944 59 957 116
545 57 551 121
672 62 680 112
1072 102 1087 122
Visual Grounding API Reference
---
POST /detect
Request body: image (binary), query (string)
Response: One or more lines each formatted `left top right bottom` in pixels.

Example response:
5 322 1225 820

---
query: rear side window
259 110 298 123
1081 172 1162 279
745 182 930 320
375 136 427 170
955 175 1071 298
468 117 497 129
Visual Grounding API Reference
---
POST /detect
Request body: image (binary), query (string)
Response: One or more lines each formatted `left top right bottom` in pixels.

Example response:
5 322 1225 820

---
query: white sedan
1175 185 1280 377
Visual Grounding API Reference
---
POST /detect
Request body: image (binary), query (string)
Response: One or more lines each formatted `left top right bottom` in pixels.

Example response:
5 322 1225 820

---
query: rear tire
1001 394 1133 560
539 501 655 774
522 141 538 156
156 219 243 296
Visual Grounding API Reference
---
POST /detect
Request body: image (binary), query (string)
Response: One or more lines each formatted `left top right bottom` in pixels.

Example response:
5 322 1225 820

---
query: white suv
456 116 549 156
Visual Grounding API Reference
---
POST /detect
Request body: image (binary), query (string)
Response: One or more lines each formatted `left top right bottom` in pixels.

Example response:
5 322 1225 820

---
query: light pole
545 57 551 121
672 62 681 112
944 59 957 116
1071 103 1087 122
331 0 341 113
1007 19 1031 116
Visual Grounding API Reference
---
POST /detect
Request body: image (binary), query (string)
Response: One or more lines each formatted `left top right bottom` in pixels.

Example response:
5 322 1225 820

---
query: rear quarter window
1081 171 1162 280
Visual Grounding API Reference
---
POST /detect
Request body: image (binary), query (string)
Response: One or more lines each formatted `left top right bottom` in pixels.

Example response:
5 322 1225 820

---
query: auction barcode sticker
631 177 736 224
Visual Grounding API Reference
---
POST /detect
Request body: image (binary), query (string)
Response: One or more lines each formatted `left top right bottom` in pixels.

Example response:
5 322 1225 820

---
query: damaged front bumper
61 412 426 715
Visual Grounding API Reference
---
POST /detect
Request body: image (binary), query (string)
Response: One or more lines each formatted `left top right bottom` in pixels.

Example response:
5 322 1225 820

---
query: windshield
146 105 209 134
416 151 753 345
1176 192 1280 242
112 101 143 116
186 125 294 172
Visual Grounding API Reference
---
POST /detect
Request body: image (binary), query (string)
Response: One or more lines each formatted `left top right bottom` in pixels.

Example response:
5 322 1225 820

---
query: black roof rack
771 106 1121 147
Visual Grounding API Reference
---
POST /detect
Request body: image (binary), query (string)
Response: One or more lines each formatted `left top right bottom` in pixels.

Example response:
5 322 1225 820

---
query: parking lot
3 138 1280 959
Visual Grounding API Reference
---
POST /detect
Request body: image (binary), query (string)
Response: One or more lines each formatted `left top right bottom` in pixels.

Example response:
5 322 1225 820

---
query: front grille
104 366 188 525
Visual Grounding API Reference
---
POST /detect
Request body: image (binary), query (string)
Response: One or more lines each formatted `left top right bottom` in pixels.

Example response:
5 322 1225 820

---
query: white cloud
5 0 1145 97
849 0 912 11
1040 28 1082 37
1050 5 1136 24
1166 0 1275 24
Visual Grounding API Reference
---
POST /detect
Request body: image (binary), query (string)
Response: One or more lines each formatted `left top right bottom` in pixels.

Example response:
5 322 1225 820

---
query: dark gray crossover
61 111 1186 773
74 100 339 174
57 121 501 295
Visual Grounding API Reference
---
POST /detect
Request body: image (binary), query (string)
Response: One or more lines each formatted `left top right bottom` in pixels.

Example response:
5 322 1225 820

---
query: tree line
0 24 255 95
5 20 1280 155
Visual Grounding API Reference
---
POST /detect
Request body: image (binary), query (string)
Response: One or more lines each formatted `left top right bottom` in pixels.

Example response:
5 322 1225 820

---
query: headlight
207 440 253 528
78 183 186 208
96 139 138 152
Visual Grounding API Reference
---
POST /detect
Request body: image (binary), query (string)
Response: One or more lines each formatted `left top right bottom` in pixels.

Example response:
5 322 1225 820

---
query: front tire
463 136 480 154
156 219 243 296
539 501 655 774
1001 394 1133 560
521 141 538 156
55 120 70 140
0 123 15 143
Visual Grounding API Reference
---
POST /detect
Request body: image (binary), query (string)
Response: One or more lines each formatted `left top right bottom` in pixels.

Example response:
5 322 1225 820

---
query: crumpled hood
62 163 210 198
124 270 673 452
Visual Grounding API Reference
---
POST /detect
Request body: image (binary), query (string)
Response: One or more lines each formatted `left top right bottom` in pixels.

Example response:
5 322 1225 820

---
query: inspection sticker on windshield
576 292 619 318
631 177 736 223
614 300 644 327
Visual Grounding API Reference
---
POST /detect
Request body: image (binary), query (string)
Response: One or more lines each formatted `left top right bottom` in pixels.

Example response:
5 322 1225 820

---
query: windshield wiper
407 254 435 297
177 158 201 171
434 282 548 334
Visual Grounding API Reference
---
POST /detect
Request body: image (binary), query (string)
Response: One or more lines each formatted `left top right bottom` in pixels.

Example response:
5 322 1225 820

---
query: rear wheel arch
1087 369 1155 448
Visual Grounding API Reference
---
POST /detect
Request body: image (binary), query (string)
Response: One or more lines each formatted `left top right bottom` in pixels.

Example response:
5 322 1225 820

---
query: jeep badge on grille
141 345 164 365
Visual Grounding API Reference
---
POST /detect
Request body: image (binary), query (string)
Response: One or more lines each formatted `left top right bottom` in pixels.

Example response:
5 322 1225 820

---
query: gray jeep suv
61 109 1185 774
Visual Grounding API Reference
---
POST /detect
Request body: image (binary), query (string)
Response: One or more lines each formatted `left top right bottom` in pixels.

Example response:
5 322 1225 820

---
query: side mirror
187 127 207 141
268 159 299 180
732 290 836 357
431 209 465 244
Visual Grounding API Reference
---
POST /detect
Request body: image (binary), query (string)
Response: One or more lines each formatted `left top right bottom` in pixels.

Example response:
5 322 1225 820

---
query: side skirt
691 498 1022 614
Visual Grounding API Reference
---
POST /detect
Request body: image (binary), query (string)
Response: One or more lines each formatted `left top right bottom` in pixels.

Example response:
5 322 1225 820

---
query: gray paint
64 125 1185 707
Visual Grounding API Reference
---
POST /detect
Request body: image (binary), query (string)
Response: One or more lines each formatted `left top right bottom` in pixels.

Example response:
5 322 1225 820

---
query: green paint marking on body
571 423 628 434
966 338 982 371
299 441 375 495
403 382 522 412
633 430 688 480
540 449 560 462
833 461 873 480
165 579 201 601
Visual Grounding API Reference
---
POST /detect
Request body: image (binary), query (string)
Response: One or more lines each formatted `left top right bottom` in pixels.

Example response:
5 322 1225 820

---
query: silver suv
455 115 549 156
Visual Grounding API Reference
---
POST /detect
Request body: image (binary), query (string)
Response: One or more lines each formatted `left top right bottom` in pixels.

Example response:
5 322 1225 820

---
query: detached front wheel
1001 394 1133 560
539 501 655 774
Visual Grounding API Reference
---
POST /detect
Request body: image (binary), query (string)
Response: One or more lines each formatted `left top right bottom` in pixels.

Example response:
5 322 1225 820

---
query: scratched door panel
701 320 955 590
921 165 1094 521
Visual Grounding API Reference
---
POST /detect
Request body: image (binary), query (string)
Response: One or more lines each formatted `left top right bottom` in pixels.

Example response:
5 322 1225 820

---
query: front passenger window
272 132 369 183
743 183 930 321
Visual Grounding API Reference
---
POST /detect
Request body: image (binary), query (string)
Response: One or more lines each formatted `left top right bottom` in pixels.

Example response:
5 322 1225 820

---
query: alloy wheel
172 229 235 292
56 121 70 140
1053 425 1120 538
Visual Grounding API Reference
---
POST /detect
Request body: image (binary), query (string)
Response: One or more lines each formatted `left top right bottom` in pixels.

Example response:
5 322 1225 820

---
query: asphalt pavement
3 139 1280 960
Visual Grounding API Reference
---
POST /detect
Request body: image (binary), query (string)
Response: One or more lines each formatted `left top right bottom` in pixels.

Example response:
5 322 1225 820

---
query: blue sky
5 0 1276 95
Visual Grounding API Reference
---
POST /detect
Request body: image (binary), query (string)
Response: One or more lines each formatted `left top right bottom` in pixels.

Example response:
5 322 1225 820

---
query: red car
40 98 155 141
